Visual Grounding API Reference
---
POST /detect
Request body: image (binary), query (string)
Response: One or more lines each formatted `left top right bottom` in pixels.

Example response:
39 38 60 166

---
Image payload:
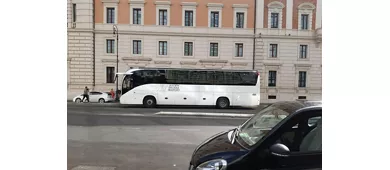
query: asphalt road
68 104 248 170
67 102 264 114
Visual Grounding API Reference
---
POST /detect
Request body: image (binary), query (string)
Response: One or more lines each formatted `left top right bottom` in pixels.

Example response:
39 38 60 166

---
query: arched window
267 1 285 29
298 2 316 30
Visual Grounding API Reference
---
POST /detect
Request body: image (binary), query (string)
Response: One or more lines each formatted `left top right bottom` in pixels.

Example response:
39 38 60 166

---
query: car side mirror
269 143 290 157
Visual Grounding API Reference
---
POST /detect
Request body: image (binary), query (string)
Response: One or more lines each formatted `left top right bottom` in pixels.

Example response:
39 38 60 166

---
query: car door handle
183 98 187 100
203 98 206 100
165 97 168 99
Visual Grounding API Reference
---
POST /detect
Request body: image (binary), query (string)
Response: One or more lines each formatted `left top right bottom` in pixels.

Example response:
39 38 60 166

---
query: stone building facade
67 0 322 103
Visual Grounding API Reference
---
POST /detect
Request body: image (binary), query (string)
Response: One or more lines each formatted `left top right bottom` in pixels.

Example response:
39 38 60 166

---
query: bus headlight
195 159 227 170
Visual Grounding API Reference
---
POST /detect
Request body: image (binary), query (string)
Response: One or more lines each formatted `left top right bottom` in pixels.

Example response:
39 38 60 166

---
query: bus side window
143 70 157 84
191 71 211 85
232 72 242 85
176 70 190 84
239 72 257 85
206 71 215 85
215 71 224 85
165 70 179 84
156 70 167 84
225 72 234 85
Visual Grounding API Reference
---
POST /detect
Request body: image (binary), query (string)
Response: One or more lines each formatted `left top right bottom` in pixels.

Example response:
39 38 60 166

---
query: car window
238 106 290 146
300 118 322 152
308 116 321 126
274 115 322 152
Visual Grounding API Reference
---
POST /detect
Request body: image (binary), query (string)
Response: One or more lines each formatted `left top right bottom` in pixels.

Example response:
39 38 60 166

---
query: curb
155 111 254 118
67 103 122 107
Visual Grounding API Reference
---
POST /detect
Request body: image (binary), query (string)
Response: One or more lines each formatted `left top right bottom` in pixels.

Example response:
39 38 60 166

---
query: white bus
119 68 260 108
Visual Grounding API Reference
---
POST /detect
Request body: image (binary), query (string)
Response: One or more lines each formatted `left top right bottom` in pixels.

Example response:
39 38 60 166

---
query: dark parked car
189 101 322 170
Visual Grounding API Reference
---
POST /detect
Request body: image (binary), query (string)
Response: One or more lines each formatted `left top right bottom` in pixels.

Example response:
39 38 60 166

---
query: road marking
155 111 254 118
71 165 116 170
170 128 200 131
88 113 145 117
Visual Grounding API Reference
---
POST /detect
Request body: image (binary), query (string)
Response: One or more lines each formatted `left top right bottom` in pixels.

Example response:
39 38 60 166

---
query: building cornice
207 3 224 8
67 28 94 32
154 61 172 64
67 28 316 40
101 0 119 3
94 30 254 38
232 4 249 8
122 57 152 61
128 0 145 4
294 64 312 68
154 1 171 5
199 59 228 64
181 2 198 7
101 59 117 63
264 63 282 66
231 62 249 66
180 61 197 65
262 86 322 90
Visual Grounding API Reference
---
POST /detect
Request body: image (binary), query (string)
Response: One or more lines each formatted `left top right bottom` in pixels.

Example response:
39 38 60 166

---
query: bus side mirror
269 143 290 157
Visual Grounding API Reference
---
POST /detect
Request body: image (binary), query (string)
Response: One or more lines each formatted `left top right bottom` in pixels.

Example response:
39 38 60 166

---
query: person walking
110 88 115 99
82 86 90 102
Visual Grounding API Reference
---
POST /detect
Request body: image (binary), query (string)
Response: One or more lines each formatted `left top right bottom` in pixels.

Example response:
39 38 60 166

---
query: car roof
270 100 322 115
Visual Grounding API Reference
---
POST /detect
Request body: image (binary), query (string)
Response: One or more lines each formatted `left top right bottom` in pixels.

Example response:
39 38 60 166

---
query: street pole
113 25 119 102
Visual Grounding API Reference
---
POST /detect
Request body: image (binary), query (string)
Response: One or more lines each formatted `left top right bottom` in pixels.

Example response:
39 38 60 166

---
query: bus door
121 73 134 95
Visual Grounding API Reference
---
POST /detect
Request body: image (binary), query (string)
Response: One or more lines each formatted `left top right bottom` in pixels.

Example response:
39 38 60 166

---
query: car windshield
238 104 293 146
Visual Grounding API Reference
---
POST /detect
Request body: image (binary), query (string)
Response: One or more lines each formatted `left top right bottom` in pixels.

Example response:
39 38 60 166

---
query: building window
298 96 307 100
159 9 168 25
210 11 219 27
298 71 307 87
236 12 244 28
210 43 219 56
269 44 278 58
106 67 115 83
271 13 279 28
268 71 277 87
133 40 142 54
106 39 115 54
301 14 309 30
268 95 277 99
184 42 193 56
235 43 243 57
72 4 76 22
299 45 308 59
159 41 168 55
106 7 115 24
184 10 193 26
133 8 141 25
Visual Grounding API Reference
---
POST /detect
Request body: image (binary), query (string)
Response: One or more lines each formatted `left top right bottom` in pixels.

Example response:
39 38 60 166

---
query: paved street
68 103 249 170
68 102 264 115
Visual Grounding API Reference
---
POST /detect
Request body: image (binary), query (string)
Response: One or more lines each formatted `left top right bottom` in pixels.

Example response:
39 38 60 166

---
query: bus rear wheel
216 97 230 109
143 96 157 108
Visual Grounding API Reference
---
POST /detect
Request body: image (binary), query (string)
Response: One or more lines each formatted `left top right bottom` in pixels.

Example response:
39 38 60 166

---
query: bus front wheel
216 97 230 109
143 96 157 108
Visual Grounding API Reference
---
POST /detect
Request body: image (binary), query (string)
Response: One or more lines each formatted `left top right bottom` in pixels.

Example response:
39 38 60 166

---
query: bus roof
124 68 257 75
